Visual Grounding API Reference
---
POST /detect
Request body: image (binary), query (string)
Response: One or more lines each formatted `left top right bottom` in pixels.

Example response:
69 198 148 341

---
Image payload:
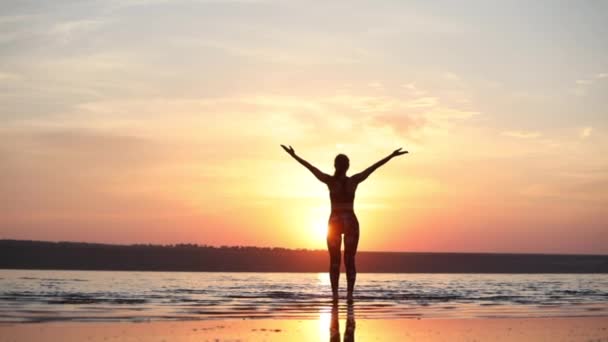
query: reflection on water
327 302 356 342
319 311 331 340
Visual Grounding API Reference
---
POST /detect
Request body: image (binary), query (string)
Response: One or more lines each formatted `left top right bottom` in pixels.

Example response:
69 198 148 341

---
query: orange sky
1 1 607 254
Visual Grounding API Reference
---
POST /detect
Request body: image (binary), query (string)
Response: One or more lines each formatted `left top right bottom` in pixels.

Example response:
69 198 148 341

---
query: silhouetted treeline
1 239 607 273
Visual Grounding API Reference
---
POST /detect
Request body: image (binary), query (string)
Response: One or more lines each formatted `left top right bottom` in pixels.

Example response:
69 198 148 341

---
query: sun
294 205 332 249
308 207 329 247
312 216 328 242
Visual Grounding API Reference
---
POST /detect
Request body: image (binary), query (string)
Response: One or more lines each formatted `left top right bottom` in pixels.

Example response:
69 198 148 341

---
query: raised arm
352 148 408 183
281 145 331 183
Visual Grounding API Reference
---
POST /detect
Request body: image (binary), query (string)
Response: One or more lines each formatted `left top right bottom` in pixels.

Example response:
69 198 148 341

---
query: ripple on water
1 271 607 322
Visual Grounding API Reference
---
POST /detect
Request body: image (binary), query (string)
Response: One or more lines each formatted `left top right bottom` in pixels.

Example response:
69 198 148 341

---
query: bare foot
347 292 354 304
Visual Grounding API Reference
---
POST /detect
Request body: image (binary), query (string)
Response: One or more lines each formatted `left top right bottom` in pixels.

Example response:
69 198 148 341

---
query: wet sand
1 317 608 341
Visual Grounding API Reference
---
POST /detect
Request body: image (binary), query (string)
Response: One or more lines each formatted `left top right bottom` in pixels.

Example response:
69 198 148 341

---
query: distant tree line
1 239 607 273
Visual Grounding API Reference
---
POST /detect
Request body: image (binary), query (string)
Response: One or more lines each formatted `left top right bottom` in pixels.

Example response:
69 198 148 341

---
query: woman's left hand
391 147 408 157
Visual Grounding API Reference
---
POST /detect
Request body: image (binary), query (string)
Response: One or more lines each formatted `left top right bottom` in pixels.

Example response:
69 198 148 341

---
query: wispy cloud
49 19 105 43
502 130 542 139
573 72 608 96
401 83 428 97
0 71 21 81
580 126 593 139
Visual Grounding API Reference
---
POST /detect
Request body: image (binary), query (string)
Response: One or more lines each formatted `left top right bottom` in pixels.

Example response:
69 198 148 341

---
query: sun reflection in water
317 272 330 286
318 310 331 341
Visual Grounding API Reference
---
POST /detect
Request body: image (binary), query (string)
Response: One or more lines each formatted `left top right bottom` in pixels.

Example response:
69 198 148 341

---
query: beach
1 317 608 341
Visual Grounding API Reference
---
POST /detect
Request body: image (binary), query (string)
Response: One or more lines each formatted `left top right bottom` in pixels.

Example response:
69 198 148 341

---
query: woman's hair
334 154 350 175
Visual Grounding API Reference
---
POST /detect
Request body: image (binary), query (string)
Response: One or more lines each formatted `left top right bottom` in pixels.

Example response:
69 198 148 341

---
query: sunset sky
1 0 607 254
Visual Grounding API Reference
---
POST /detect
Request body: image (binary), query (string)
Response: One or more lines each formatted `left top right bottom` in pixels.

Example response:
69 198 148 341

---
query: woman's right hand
281 144 296 157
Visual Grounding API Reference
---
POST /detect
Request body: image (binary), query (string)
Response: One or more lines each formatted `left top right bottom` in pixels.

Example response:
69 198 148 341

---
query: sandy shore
1 317 608 341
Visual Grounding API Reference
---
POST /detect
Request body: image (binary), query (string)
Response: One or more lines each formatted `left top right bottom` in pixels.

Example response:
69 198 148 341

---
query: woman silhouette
281 145 407 302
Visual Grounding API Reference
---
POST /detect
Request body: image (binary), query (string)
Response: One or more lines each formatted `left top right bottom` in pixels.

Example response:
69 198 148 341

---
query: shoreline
1 317 607 341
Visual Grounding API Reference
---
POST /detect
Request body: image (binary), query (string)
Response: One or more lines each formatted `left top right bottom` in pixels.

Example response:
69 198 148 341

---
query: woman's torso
327 175 358 214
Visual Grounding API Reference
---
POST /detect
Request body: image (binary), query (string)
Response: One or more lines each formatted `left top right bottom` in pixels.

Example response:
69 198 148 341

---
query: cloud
405 97 439 108
60 82 478 145
580 126 592 139
0 127 167 172
49 19 104 43
401 83 427 96
175 36 365 66
0 15 35 25
0 127 177 218
0 71 21 81
368 81 383 89
0 12 105 46
502 130 542 139
373 114 426 135
573 73 608 96
443 72 461 81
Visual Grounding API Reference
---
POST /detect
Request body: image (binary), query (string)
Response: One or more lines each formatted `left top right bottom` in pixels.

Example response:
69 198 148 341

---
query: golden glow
317 272 330 286
2 314 606 341
316 274 331 340
318 311 331 341
1 1 606 254
307 207 329 248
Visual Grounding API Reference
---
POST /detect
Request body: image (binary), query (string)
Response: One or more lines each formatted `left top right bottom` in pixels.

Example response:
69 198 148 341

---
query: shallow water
1 270 607 322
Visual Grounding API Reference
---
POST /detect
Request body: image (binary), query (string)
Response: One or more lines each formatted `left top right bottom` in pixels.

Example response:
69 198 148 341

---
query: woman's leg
327 219 342 300
343 215 360 300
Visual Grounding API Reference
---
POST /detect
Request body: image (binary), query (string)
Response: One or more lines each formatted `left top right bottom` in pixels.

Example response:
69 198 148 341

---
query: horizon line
2 238 606 257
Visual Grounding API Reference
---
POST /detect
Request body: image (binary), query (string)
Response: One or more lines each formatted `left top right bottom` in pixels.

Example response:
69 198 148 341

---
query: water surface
1 270 607 322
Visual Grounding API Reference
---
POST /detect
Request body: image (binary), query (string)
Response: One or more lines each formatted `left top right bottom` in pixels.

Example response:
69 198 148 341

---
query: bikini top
328 176 357 206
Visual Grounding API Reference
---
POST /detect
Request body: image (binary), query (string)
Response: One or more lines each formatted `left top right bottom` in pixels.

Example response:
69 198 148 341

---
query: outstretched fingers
392 147 408 157
281 144 295 155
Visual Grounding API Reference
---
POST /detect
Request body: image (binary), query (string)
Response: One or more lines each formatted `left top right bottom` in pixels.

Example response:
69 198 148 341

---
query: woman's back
327 176 358 212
